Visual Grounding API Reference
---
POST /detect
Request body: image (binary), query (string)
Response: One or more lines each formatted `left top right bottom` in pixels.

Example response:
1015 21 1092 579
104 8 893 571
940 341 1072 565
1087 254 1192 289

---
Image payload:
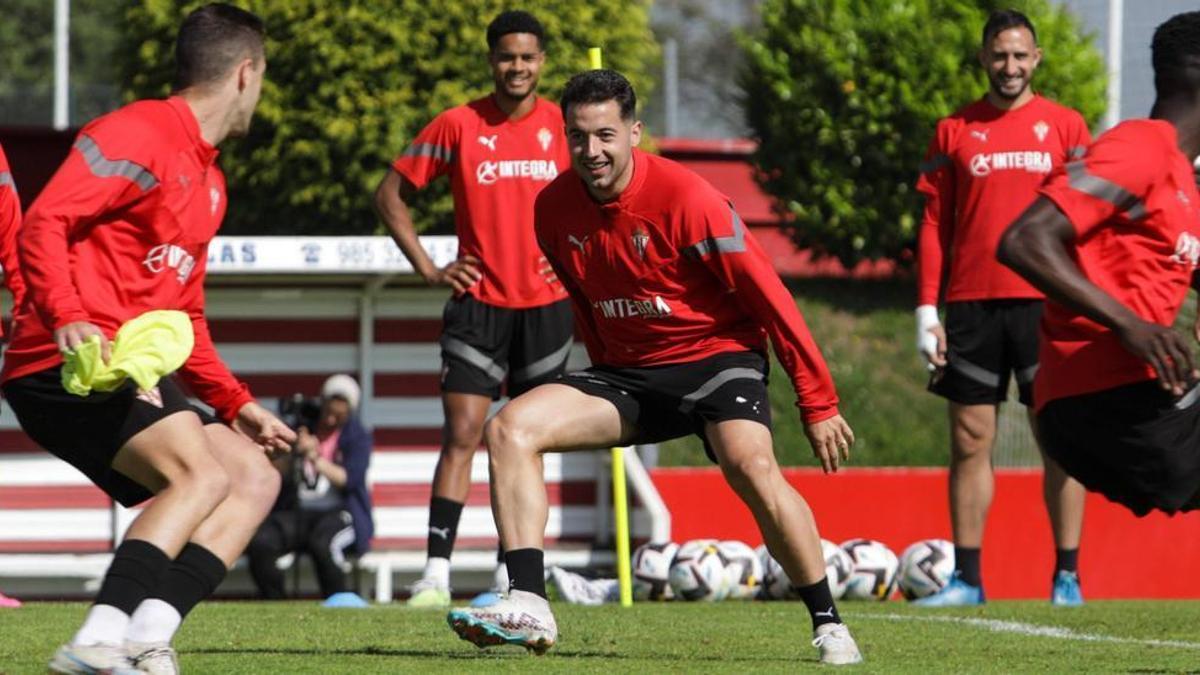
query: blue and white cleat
48 643 141 674
447 589 557 655
1051 570 1084 606
469 590 503 607
912 571 985 606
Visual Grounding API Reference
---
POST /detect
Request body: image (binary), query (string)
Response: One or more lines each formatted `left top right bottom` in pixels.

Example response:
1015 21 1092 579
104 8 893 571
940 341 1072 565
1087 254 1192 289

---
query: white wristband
915 305 941 366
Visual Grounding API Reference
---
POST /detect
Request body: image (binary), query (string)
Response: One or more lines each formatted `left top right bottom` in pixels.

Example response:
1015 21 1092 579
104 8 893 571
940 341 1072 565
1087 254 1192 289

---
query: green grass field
4 599 1200 673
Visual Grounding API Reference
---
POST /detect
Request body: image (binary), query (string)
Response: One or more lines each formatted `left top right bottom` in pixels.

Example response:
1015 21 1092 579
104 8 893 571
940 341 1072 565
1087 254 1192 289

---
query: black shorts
1037 381 1200 516
929 300 1043 406
558 351 773 463
440 295 573 400
2 366 223 507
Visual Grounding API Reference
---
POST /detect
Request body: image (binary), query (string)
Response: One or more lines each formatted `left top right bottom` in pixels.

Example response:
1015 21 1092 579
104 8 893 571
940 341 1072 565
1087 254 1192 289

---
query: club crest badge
136 386 164 409
631 229 649 260
1033 120 1049 143
537 127 553 152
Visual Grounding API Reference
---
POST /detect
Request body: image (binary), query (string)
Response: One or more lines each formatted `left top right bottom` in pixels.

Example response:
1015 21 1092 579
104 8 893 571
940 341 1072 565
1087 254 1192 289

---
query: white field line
848 612 1200 650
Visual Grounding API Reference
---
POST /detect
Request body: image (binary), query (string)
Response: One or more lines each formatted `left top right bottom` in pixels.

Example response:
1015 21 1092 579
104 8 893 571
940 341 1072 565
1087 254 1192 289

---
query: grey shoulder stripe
403 143 456 164
1065 160 1147 220
682 203 746 259
678 367 764 414
1068 146 1087 159
919 153 951 174
74 135 158 192
0 172 15 196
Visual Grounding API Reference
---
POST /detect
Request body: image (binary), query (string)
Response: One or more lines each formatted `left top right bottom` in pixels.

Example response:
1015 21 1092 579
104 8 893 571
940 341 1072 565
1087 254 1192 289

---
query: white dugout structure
0 236 670 601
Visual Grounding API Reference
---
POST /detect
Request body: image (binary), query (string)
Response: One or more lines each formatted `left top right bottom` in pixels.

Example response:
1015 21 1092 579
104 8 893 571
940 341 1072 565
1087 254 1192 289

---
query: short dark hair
1152 12 1200 98
486 10 545 51
175 3 265 90
982 9 1037 47
560 69 637 121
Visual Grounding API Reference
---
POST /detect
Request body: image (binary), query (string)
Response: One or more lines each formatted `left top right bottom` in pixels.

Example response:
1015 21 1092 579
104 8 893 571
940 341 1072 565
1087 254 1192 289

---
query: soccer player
447 69 864 666
0 141 26 611
373 10 572 608
1 5 293 673
998 11 1200 519
913 9 1090 606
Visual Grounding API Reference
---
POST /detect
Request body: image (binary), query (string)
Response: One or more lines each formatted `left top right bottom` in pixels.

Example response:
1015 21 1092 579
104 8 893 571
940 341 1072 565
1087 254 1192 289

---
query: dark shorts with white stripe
928 299 1043 406
439 295 574 400
1037 381 1200 516
2 365 224 507
557 350 772 464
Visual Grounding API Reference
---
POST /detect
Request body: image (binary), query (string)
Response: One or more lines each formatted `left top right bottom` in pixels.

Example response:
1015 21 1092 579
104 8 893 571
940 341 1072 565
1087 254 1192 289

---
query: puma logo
429 526 451 540
568 234 589 253
815 607 835 618
478 135 498 151
970 129 990 142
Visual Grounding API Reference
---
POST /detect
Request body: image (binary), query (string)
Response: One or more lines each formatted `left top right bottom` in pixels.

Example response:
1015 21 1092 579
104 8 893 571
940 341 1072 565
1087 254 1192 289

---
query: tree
116 0 658 235
741 0 1106 266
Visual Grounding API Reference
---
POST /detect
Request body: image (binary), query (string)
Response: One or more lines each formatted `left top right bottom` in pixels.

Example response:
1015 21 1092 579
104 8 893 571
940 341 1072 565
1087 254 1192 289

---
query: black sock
427 497 464 560
504 548 546 599
152 543 227 620
1055 548 1079 575
955 546 982 587
95 539 172 615
795 578 840 629
497 545 505 563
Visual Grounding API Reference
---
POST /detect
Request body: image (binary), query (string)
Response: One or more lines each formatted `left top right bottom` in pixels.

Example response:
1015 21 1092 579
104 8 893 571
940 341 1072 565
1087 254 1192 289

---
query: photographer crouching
246 375 374 606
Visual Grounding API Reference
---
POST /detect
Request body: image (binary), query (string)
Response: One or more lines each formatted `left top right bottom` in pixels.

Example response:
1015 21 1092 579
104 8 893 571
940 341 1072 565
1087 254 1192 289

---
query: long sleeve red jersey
0 143 26 330
1 96 253 421
535 149 839 423
916 95 1091 306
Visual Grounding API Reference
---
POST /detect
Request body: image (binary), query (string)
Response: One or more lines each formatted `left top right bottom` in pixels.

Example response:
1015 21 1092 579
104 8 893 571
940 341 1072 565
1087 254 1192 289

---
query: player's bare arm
373 169 481 292
1000 197 1198 393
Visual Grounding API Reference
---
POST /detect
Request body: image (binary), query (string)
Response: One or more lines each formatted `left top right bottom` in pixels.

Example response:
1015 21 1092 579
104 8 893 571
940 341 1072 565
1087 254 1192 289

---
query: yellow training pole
587 44 633 607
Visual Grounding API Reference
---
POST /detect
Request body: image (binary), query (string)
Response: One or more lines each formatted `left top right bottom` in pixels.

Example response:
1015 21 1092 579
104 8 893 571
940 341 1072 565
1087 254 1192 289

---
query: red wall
650 466 1200 599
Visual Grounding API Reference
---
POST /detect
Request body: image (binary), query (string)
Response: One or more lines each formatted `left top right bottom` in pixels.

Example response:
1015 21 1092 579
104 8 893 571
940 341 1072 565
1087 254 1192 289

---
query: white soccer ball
840 538 899 601
632 541 679 601
897 538 955 600
756 539 851 600
668 539 729 602
718 540 762 600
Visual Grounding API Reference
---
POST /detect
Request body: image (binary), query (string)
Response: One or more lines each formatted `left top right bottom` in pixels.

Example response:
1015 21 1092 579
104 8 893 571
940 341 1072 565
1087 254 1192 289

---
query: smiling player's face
565 100 641 202
489 33 543 103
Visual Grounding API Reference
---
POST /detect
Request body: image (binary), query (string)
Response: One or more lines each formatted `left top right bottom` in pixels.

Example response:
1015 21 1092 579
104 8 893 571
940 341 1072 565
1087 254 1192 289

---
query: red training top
391 95 570 309
1035 119 1200 409
917 95 1091 305
2 96 253 422
0 143 26 332
535 149 839 423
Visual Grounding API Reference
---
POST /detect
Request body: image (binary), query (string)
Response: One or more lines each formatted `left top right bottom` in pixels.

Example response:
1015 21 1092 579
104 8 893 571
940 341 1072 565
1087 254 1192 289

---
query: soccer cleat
126 641 179 675
322 591 369 608
48 643 141 674
447 589 558 654
547 566 618 606
469 589 503 608
912 571 985 606
1051 570 1084 606
407 578 451 609
0 590 20 608
811 623 864 665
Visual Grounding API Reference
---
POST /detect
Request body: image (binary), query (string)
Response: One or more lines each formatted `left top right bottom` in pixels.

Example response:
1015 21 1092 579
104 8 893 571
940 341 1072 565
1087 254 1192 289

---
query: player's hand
538 255 561 287
54 321 111 364
1115 317 1199 395
430 256 482 295
804 414 855 474
234 401 298 455
915 305 946 371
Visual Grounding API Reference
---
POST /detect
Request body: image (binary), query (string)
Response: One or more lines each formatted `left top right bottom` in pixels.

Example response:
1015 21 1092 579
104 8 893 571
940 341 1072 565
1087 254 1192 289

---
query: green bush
116 0 658 235
740 0 1106 266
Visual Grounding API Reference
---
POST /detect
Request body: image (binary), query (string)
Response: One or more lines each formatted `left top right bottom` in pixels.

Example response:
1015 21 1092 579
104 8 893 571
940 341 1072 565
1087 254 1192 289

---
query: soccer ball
632 541 679 601
718 540 762 600
756 539 851 600
897 538 955 600
840 538 899 601
668 539 729 601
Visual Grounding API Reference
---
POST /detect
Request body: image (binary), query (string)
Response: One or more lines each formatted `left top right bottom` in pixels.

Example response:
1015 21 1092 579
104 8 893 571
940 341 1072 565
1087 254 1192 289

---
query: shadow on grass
189 645 813 663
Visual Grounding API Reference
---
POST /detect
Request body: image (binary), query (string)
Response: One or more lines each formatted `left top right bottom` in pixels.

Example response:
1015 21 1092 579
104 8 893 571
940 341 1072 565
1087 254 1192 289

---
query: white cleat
126 641 180 675
812 623 864 665
49 643 141 674
447 589 558 654
548 566 618 606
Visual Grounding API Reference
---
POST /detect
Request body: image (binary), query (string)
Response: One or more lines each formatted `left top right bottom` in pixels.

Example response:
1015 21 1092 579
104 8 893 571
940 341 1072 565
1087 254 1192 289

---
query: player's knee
723 452 775 496
484 412 534 462
444 418 485 456
236 456 281 507
185 464 232 509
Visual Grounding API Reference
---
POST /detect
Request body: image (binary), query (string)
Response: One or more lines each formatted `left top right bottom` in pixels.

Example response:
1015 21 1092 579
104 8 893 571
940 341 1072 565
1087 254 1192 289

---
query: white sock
125 598 183 645
492 563 510 592
423 557 450 587
72 604 130 646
